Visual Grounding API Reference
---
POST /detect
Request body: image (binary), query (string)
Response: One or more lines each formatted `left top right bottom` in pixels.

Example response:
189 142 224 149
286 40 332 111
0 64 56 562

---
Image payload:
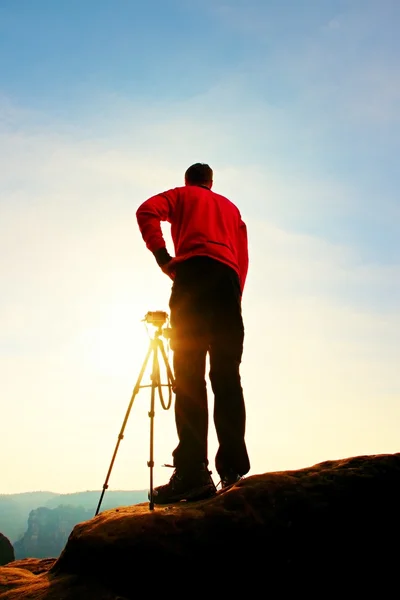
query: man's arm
238 219 249 294
136 189 177 273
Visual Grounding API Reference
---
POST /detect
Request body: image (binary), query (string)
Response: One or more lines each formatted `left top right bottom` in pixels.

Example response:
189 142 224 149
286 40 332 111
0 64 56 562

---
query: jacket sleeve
136 189 178 253
238 219 249 293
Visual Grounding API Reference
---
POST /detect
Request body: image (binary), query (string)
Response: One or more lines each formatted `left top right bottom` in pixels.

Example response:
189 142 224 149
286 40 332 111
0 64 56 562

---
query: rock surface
0 535 14 568
1 453 399 598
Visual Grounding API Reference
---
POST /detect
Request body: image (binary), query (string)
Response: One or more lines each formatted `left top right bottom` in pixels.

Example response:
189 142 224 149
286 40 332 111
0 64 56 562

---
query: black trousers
169 256 250 478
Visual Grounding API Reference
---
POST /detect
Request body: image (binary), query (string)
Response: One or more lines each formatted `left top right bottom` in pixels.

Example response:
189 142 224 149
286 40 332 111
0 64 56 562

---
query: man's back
169 185 241 255
136 183 248 291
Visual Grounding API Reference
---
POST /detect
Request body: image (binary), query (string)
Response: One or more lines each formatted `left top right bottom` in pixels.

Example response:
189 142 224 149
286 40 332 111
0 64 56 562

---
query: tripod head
143 310 172 339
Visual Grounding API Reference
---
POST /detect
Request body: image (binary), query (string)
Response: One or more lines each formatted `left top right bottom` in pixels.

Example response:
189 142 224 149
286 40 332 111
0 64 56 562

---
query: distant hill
44 490 147 512
0 492 59 543
13 505 93 559
0 490 148 550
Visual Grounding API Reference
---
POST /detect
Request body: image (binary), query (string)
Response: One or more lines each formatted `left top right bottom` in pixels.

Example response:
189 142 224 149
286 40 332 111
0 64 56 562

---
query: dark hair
185 163 213 185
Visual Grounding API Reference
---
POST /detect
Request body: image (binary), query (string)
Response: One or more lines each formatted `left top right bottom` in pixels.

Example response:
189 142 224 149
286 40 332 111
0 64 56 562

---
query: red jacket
136 185 249 292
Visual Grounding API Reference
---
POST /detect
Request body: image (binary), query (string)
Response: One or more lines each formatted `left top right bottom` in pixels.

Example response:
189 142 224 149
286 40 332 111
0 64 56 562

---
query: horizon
1 488 148 496
2 0 399 495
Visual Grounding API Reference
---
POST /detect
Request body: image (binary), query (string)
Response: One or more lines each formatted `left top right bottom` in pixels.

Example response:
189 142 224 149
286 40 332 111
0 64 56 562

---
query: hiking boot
151 465 217 504
220 471 242 489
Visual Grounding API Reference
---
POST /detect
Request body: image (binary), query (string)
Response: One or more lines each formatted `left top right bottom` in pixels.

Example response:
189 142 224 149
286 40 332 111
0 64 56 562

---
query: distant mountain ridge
0 490 148 548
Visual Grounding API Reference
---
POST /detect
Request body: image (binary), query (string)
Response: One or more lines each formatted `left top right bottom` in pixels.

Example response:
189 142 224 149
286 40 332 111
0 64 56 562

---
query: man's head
184 163 213 189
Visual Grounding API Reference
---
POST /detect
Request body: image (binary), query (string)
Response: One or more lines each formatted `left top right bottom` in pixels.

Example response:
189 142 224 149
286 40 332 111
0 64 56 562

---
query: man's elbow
136 202 147 218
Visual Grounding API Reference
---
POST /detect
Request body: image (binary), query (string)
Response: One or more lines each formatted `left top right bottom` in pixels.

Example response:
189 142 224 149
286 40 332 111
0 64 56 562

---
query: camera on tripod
144 311 168 328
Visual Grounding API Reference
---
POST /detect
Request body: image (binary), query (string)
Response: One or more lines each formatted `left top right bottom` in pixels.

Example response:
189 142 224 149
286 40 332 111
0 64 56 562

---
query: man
136 163 250 504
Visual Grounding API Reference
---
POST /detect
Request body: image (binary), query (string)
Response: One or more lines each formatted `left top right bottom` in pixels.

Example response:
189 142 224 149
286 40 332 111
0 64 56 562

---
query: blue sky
1 0 399 494
2 0 399 259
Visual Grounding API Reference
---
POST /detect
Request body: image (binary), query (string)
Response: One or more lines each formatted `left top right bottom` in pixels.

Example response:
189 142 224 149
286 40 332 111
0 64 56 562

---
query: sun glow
69 301 173 380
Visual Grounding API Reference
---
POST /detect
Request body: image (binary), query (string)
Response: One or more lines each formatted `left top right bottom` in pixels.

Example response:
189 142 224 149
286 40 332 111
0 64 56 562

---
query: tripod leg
147 339 176 510
148 346 160 510
95 341 154 516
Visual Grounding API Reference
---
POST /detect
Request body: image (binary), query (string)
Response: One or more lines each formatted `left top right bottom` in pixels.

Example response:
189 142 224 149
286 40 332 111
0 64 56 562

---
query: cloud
1 95 399 492
191 1 400 130
242 219 400 475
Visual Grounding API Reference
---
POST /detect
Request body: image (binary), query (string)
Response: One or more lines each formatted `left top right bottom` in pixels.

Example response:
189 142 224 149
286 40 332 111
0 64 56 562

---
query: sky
1 0 399 496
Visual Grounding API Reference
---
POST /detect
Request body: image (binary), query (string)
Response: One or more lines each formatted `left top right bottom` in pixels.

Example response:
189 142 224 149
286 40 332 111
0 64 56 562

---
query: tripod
95 312 175 514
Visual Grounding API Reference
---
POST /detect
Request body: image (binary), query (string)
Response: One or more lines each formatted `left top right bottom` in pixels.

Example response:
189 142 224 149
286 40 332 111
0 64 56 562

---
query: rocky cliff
0 453 399 598
13 505 93 560
0 535 14 567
